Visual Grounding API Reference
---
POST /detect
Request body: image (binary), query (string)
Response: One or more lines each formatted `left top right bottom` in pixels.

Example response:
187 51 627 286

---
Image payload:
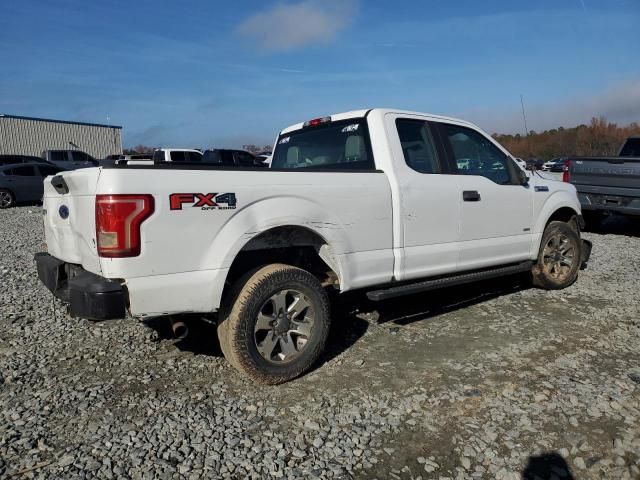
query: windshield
271 119 375 170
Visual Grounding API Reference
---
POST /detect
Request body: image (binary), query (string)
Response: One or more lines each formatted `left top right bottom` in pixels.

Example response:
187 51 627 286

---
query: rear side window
49 151 67 162
272 120 375 170
439 123 512 185
170 151 186 162
0 156 22 165
5 166 37 176
395 119 441 173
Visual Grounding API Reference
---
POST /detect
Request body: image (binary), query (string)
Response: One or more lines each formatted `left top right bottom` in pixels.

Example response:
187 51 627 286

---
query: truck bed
568 156 640 216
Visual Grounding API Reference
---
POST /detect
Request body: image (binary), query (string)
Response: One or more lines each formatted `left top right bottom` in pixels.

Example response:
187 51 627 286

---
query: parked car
0 154 53 166
565 137 640 223
35 108 591 384
526 158 544 170
42 150 98 170
202 149 267 167
152 149 203 163
513 157 526 170
542 157 565 171
0 163 65 208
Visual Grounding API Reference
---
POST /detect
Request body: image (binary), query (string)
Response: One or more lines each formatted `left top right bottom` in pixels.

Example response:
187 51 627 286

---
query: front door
435 122 533 270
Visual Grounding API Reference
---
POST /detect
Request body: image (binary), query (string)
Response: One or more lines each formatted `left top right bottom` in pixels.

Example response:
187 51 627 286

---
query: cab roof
279 108 477 135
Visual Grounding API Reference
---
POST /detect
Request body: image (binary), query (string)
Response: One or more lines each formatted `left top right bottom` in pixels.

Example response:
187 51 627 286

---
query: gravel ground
1 205 639 480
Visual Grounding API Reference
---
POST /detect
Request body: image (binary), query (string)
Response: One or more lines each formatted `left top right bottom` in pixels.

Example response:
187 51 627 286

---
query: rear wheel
532 221 581 289
217 264 330 384
0 189 14 209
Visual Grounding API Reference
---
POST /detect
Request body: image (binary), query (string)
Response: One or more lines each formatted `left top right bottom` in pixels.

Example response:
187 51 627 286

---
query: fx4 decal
170 193 237 211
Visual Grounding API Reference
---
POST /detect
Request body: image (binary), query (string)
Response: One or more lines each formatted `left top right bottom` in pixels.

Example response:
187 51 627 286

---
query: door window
440 124 512 184
170 151 187 162
71 151 87 162
234 151 257 166
49 151 67 162
185 151 203 162
395 119 441 173
6 166 37 176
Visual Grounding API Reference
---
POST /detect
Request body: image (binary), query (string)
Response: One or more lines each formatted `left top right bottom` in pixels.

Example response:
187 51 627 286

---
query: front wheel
217 264 330 384
531 221 582 289
0 189 14 209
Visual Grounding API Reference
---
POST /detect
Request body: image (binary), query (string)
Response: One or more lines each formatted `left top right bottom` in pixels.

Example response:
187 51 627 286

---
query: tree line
493 117 640 160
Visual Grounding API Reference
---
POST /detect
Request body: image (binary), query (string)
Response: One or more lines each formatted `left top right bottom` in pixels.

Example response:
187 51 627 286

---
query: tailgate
42 168 102 274
570 157 640 189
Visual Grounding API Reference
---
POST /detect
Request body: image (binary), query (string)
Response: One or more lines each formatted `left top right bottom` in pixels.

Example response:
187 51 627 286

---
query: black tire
532 221 582 289
0 189 14 209
217 264 330 384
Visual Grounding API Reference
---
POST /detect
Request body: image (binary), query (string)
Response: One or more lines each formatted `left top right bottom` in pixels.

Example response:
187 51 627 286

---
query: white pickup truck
35 108 592 384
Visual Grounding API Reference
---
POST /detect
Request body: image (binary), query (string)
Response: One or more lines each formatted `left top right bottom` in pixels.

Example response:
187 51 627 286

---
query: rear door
3 165 42 201
435 122 533 270
384 114 461 280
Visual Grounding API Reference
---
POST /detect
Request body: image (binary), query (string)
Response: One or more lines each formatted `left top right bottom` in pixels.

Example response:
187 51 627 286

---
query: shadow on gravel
522 452 575 480
359 273 529 326
144 315 223 357
584 215 640 237
142 274 528 364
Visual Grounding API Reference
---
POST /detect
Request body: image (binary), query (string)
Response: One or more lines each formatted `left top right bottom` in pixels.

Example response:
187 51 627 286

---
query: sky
1 0 639 148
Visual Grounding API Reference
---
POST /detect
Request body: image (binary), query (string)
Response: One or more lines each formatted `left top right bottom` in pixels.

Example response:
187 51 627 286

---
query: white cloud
462 79 640 134
236 0 358 52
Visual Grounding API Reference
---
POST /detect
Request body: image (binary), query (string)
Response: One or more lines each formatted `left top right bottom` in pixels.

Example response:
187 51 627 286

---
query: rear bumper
577 191 640 216
34 253 126 320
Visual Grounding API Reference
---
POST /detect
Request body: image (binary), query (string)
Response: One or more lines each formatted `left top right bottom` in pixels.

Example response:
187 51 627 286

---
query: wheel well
546 207 579 230
222 226 340 303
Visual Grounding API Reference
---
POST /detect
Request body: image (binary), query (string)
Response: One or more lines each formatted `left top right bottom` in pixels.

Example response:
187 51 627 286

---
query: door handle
463 190 481 202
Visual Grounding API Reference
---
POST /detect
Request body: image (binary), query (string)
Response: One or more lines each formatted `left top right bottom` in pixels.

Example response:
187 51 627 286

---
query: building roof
0 113 122 129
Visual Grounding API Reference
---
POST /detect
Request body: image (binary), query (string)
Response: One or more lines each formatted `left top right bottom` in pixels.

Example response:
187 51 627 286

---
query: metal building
0 114 122 159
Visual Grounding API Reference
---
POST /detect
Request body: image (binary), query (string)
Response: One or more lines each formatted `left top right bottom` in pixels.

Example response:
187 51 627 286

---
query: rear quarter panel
96 169 394 291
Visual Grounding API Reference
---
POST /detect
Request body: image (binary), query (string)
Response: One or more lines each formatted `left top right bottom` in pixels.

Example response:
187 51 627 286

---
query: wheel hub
254 289 315 364
274 313 291 335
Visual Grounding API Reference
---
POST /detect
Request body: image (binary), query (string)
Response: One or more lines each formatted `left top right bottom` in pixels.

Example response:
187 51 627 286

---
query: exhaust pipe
170 318 188 340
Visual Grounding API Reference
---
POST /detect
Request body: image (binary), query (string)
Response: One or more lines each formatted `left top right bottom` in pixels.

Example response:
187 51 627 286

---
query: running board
366 261 534 302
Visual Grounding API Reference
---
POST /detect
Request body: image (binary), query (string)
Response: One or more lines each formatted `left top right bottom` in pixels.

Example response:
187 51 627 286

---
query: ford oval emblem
59 205 69 219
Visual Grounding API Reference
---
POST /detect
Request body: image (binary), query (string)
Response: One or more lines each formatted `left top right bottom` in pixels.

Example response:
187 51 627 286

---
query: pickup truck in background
565 136 640 223
35 108 592 384
41 150 98 170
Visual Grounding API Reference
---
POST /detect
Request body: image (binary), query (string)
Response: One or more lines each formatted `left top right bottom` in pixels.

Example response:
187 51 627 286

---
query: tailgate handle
51 175 69 194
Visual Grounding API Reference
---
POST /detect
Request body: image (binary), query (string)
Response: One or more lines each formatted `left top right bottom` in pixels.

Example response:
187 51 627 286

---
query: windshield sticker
341 124 359 133
278 136 290 145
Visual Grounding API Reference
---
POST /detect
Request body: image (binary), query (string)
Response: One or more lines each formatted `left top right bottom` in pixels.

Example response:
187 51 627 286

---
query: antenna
520 94 530 156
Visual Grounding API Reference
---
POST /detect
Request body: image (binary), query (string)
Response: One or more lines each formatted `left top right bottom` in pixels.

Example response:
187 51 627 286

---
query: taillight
96 194 154 257
562 159 571 183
